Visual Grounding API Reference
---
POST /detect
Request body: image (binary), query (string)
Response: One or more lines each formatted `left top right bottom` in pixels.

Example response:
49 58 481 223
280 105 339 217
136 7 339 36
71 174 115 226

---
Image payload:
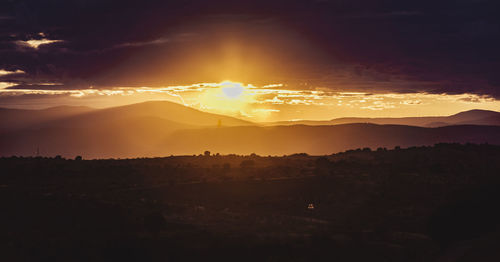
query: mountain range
265 109 500 127
1 101 500 158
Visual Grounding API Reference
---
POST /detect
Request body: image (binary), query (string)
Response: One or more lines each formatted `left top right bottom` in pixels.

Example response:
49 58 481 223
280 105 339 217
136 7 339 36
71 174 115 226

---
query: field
2 143 500 261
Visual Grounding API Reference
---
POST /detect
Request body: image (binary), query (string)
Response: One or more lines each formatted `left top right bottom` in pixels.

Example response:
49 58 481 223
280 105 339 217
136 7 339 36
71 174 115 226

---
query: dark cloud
1 0 500 97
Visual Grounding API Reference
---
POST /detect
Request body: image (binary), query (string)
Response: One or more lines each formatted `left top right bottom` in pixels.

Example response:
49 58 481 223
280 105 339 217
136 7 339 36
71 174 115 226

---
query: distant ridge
265 109 500 127
160 123 500 156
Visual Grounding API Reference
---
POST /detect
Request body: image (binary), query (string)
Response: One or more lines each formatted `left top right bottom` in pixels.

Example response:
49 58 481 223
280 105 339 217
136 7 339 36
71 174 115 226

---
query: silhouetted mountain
266 109 500 127
20 101 253 130
162 124 500 156
0 101 252 132
448 109 500 122
2 102 500 158
0 105 95 132
2 122 500 158
0 101 254 157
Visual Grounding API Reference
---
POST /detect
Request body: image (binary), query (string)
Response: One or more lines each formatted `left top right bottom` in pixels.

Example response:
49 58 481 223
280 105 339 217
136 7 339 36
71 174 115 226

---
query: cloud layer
1 0 500 99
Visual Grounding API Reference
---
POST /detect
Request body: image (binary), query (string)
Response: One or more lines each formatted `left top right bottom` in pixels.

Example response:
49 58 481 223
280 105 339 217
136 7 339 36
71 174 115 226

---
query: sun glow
2 80 500 121
198 81 256 116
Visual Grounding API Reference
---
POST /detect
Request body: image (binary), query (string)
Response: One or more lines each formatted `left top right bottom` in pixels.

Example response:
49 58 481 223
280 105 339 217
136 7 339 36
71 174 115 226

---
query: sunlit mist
198 81 257 117
1 81 500 121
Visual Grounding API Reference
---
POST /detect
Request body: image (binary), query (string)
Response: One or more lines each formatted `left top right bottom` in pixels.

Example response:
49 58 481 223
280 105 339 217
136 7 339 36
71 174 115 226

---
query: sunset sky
1 0 500 121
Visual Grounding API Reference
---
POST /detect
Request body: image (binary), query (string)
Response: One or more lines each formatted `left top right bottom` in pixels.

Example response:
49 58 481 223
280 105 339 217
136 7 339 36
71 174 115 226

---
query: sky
1 0 500 121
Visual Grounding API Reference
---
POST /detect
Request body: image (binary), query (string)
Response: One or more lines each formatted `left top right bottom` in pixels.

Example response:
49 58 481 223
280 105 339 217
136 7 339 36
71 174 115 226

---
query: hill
0 105 95 132
2 122 500 158
266 109 500 127
48 100 253 128
162 124 500 156
2 144 500 262
2 102 500 158
0 100 255 157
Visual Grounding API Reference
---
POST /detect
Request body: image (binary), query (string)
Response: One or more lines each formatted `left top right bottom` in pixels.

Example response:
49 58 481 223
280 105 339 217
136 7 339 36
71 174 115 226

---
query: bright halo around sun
198 81 255 115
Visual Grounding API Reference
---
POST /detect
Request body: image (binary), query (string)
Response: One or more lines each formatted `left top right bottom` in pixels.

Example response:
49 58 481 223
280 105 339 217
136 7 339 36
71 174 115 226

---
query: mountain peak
449 109 500 121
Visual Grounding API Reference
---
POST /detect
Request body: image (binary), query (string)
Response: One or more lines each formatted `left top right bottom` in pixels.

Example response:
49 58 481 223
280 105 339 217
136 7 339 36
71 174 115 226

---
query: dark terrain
2 143 500 261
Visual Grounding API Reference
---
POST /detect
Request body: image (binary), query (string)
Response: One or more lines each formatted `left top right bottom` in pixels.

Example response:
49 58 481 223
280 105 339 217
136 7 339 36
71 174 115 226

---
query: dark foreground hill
2 143 500 262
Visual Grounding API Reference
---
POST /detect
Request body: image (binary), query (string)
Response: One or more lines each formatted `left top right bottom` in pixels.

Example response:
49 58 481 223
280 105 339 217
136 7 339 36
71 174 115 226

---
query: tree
204 151 210 157
75 155 83 161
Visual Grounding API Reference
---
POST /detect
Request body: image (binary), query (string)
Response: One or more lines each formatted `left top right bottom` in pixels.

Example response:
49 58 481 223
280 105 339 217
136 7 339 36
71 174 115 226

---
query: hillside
3 144 500 262
162 124 500 156
2 122 500 158
0 101 256 157
0 105 95 132
47 100 254 128
2 102 500 158
266 109 500 127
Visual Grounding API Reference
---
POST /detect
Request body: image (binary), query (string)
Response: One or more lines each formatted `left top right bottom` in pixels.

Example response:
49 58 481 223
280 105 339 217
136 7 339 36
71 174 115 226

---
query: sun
221 81 244 99
198 81 254 115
